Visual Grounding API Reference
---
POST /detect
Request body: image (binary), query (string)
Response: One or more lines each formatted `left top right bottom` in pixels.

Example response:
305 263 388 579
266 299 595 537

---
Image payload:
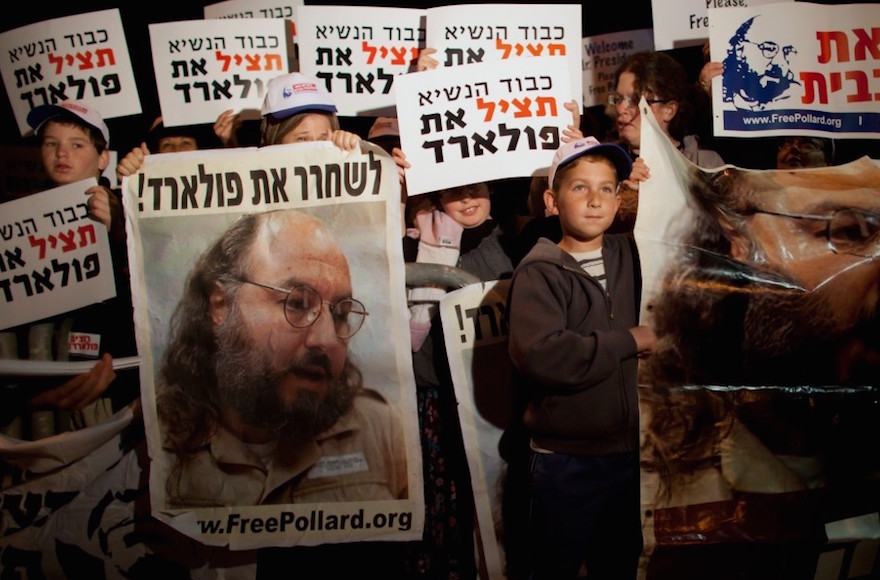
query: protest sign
395 56 571 195
0 179 115 331
425 4 583 110
441 279 513 579
651 0 792 51
204 0 302 20
0 9 141 137
581 28 654 108
123 142 423 548
709 2 880 138
295 5 425 117
149 18 291 127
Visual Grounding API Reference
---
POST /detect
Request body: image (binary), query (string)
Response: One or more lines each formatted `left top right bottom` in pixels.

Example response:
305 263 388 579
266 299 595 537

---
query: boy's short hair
27 101 110 147
146 115 211 151
548 137 632 190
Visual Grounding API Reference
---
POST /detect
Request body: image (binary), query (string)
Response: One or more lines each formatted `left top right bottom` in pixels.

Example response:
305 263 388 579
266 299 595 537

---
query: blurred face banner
633 96 880 577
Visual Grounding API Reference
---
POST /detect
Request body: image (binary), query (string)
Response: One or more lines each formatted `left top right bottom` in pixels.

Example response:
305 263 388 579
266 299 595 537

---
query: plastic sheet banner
635 97 880 578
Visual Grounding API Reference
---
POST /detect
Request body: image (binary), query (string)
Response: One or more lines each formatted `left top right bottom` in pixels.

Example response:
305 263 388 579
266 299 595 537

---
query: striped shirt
570 248 606 289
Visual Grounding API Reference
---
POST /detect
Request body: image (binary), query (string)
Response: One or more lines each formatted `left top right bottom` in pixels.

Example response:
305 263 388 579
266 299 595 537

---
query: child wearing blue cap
505 136 656 579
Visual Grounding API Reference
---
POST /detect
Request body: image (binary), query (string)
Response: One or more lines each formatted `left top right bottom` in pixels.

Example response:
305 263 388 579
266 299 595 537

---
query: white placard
0 179 115 330
651 0 793 51
149 18 290 127
204 0 301 20
0 9 141 137
395 57 572 196
295 5 426 117
425 4 583 110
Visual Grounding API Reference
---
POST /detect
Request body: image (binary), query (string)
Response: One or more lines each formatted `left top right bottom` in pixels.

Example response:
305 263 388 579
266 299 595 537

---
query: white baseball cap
27 101 110 145
261 72 337 121
547 136 632 187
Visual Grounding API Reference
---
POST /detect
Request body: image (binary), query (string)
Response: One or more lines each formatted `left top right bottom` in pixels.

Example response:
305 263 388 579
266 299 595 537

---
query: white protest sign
204 0 302 20
0 9 141 137
581 28 654 108
395 57 572 196
295 5 426 117
149 18 290 127
651 0 792 51
425 4 583 110
441 279 513 580
0 179 115 331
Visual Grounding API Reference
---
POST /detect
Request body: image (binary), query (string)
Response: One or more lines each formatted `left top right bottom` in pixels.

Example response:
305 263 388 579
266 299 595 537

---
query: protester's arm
562 100 584 143
622 157 650 191
214 109 242 148
85 184 125 245
699 61 723 95
330 129 361 151
27 353 116 411
391 147 410 185
116 143 149 183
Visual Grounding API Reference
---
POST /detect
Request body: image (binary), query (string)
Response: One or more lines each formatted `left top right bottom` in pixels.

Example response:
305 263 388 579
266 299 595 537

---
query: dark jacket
506 235 642 455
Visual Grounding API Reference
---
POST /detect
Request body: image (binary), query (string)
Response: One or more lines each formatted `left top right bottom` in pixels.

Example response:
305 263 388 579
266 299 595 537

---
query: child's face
280 113 333 144
440 183 491 229
157 135 199 153
546 156 620 245
40 120 108 185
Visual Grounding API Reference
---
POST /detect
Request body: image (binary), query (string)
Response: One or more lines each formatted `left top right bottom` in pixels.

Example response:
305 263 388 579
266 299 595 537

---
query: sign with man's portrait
633 96 880 577
709 2 880 138
122 142 423 549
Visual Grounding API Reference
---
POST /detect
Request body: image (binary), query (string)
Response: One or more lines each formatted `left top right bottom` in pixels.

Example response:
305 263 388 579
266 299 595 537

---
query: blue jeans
527 450 642 579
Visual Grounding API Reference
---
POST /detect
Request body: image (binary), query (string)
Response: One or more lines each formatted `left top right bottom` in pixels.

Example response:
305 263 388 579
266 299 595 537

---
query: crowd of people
2 11 879 575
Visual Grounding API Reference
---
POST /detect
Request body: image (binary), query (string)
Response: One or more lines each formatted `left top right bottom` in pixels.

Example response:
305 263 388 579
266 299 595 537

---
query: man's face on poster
210 214 357 438
733 16 798 106
731 162 880 384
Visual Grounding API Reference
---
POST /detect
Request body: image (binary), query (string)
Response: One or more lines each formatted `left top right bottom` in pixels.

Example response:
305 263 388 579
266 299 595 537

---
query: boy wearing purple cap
505 137 656 579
